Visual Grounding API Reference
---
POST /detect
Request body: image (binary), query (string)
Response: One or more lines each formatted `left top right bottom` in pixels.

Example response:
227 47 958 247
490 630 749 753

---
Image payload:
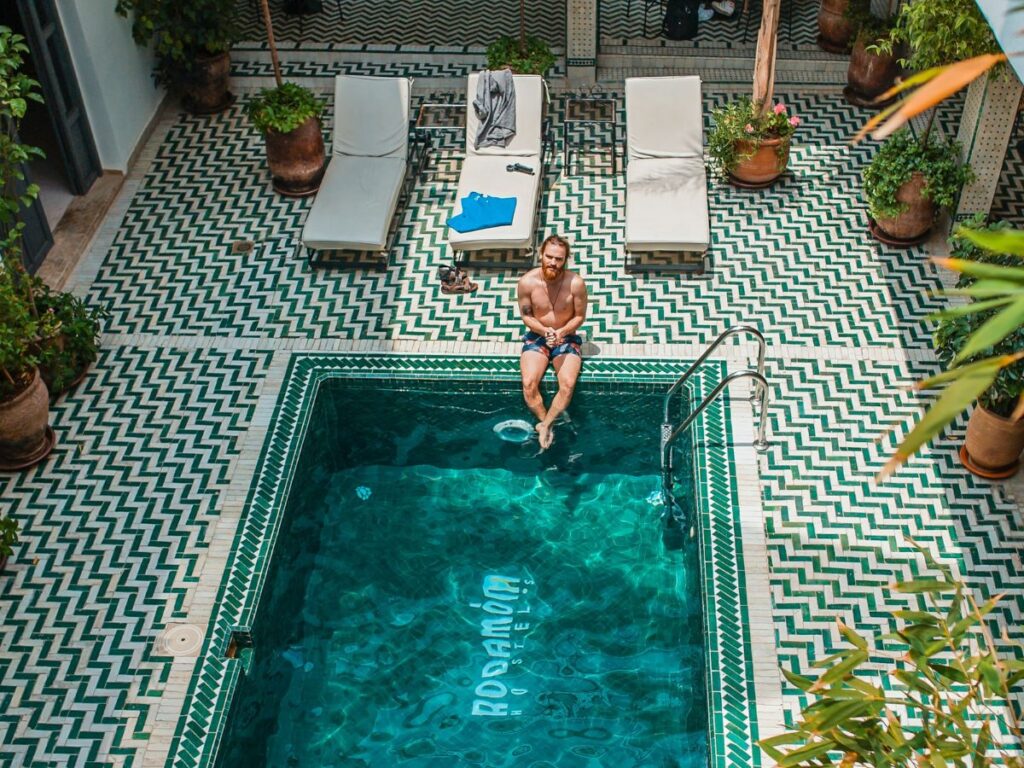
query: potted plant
817 0 865 54
0 515 18 573
115 0 237 114
862 129 973 243
929 221 1024 478
34 282 107 398
0 265 58 470
845 15 899 107
708 97 799 186
486 36 555 75
485 1 555 75
246 0 325 196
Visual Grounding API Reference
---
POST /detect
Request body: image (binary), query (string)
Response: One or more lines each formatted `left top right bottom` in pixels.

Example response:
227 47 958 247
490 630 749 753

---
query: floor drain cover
231 240 254 254
155 624 205 657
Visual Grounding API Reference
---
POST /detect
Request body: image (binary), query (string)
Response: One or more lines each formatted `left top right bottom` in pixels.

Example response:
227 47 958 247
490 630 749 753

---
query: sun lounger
302 75 420 268
448 72 549 267
624 76 710 273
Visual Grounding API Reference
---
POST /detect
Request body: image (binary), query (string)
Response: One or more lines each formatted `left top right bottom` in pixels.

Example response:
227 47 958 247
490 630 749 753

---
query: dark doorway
1 0 102 272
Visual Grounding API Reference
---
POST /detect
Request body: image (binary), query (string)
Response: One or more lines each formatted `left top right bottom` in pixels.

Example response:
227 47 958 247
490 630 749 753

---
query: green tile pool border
167 352 759 768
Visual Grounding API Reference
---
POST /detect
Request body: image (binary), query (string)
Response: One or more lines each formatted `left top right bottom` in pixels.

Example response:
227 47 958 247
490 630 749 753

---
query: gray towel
473 70 517 149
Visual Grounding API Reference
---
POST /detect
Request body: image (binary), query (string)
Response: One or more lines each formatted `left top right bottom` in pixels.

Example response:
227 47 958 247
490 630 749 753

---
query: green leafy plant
760 542 1024 767
875 0 999 72
856 14 895 49
0 267 58 401
34 283 107 396
246 82 324 135
935 312 1024 418
862 129 973 221
485 35 555 75
707 96 799 177
114 0 236 91
0 515 18 560
0 26 43 253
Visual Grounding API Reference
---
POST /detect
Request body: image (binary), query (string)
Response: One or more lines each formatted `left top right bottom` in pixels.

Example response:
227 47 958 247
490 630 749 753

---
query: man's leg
520 351 549 422
536 353 582 450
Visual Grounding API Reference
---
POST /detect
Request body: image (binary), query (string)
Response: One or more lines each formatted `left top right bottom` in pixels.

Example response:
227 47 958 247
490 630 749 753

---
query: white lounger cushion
624 75 709 253
302 156 406 251
333 75 410 158
465 73 544 158
448 155 541 250
625 157 709 252
625 76 703 160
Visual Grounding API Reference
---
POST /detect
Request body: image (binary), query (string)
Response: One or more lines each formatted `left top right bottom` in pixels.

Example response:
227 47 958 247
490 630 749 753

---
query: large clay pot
265 116 326 197
873 172 935 242
184 51 234 115
847 39 900 104
818 0 855 53
962 404 1024 479
0 369 54 470
730 137 791 187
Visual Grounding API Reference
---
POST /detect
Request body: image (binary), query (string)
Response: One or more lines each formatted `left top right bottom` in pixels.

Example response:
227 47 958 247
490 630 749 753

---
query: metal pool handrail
661 324 766 424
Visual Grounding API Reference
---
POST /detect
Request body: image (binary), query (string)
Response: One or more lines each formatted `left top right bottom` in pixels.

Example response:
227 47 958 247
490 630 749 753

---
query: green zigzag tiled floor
2 69 1024 767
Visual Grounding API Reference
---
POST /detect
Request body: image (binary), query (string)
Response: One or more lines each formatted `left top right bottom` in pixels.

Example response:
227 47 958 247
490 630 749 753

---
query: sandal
441 277 479 294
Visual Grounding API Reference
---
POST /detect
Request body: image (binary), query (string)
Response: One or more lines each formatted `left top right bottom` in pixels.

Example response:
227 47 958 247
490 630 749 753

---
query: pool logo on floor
469 573 532 717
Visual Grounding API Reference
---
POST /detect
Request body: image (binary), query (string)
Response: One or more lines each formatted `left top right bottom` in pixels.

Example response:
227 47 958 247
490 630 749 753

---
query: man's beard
542 265 563 281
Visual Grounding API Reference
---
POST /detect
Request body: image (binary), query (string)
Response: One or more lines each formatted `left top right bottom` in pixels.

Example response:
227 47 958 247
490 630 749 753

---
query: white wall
55 1 165 173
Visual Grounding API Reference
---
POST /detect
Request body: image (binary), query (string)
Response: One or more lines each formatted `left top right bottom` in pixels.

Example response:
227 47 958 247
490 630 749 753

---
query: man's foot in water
536 421 554 450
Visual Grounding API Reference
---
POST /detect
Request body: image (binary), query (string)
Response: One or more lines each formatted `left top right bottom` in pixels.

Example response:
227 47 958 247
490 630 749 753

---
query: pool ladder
660 326 770 524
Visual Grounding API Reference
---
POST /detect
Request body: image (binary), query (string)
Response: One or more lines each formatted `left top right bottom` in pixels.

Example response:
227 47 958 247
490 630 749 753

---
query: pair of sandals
438 264 479 294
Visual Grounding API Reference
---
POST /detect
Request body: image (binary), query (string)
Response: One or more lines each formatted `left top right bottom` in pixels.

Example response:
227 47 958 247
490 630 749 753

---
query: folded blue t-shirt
447 192 517 233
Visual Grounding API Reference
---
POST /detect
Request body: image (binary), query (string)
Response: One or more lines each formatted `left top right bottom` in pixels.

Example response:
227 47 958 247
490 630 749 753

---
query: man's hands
544 327 564 347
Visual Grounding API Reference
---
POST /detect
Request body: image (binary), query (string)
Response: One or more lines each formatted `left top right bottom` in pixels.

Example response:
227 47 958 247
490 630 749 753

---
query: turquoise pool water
216 379 705 767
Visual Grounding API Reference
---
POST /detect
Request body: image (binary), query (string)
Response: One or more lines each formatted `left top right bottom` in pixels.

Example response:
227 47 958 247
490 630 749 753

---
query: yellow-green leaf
957 227 1024 259
936 257 1024 282
837 618 868 651
952 297 1024 363
880 361 1005 479
893 579 958 594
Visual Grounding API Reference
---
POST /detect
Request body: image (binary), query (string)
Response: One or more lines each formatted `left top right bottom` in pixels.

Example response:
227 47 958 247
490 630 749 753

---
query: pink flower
744 123 754 133
773 102 786 115
789 116 801 127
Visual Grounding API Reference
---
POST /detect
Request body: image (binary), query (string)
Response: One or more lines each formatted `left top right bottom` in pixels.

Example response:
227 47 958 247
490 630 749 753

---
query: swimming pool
218 378 704 766
169 355 759 768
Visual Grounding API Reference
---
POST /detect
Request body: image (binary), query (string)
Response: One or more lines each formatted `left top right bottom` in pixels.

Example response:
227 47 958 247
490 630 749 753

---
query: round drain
157 624 204 657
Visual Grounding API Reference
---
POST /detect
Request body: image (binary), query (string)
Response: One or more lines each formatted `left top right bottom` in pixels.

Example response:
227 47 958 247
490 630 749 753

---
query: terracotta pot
0 369 53 470
184 51 234 115
963 404 1024 478
731 136 791 186
847 39 900 101
818 0 855 53
873 172 935 241
265 116 326 197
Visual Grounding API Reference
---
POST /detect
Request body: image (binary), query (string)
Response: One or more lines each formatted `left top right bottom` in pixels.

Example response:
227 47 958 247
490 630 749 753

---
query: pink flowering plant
707 96 799 177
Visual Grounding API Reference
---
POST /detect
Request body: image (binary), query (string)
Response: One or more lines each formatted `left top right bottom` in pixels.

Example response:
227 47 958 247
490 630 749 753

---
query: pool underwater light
492 419 535 443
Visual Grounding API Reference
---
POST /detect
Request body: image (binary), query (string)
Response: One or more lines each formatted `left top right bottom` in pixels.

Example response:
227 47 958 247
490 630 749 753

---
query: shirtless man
518 235 589 450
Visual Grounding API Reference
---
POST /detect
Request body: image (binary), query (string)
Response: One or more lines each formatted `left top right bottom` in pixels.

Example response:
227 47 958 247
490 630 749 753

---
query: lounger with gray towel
448 72 549 267
302 75 420 268
624 76 710 273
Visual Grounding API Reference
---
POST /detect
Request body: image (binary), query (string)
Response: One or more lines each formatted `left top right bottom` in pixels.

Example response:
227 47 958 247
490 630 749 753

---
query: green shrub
862 129 973 220
707 97 799 177
0 515 17 559
485 36 555 75
246 82 325 134
0 269 57 400
877 0 999 71
115 0 236 91
35 283 107 395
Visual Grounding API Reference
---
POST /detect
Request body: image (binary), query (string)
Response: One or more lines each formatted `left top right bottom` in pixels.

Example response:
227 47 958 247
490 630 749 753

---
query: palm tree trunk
752 0 781 112
259 0 284 87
